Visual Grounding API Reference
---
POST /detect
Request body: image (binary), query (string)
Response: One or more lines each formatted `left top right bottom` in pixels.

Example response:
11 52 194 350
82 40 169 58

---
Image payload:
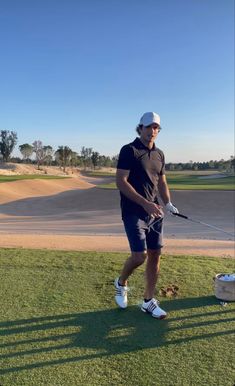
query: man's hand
166 202 179 215
143 201 164 218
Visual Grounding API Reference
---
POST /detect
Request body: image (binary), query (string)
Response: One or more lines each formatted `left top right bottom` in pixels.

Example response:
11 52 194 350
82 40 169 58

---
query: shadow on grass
0 295 234 375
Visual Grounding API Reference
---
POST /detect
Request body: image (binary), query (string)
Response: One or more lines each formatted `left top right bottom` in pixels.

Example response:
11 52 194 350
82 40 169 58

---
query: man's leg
114 251 146 308
141 248 167 318
119 251 147 286
115 215 147 308
144 248 161 299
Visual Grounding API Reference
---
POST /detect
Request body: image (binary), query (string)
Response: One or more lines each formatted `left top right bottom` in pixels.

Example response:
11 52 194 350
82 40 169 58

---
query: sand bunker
0 176 94 205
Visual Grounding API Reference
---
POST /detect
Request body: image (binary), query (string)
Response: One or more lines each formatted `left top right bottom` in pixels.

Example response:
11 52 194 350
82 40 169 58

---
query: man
114 112 179 319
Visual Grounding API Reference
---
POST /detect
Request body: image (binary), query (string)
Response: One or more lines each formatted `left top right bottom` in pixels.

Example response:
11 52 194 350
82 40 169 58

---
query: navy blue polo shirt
117 137 165 219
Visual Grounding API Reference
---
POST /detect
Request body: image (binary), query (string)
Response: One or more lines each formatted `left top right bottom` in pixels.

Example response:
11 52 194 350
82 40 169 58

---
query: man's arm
157 174 171 205
116 168 163 218
158 174 179 213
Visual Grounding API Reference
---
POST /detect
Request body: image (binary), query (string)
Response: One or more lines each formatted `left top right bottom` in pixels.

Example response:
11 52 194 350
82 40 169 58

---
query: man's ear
136 124 143 135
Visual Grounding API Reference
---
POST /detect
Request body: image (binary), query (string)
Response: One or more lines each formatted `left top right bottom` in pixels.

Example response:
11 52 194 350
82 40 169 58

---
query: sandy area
0 164 234 257
0 177 94 205
0 162 79 176
0 234 234 258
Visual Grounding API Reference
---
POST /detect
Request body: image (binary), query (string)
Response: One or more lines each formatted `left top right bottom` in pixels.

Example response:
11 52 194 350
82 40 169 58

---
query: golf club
172 212 234 237
147 216 164 234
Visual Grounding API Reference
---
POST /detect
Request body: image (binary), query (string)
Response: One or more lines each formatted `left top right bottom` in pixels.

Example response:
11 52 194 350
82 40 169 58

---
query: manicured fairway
0 175 69 183
165 173 235 190
0 248 234 386
95 173 235 190
1 171 234 190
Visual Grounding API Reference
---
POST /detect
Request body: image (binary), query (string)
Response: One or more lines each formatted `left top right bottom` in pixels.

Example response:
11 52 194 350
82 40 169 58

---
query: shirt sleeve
117 145 135 170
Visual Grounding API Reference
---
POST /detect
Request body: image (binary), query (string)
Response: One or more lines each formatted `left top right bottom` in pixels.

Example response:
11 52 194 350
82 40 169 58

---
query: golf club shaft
173 213 234 237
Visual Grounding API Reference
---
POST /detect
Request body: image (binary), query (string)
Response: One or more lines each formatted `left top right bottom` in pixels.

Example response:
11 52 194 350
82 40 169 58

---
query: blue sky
0 0 234 162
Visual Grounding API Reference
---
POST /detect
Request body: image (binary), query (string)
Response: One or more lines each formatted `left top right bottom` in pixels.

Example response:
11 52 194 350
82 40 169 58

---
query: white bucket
214 273 235 301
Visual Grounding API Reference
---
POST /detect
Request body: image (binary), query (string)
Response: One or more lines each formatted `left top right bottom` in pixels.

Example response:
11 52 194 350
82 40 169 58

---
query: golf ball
220 301 227 307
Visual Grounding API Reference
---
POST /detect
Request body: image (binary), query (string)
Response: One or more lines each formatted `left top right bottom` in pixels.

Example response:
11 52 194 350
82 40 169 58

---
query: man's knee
131 251 147 266
147 249 161 268
147 248 161 259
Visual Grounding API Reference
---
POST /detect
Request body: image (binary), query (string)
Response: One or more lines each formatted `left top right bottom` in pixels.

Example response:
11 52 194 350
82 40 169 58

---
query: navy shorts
122 214 164 252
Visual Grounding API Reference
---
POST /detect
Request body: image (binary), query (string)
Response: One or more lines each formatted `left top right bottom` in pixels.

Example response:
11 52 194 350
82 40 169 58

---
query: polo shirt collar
134 137 156 151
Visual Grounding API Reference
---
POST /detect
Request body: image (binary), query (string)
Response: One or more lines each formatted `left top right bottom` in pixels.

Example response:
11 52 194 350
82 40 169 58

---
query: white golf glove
166 202 179 215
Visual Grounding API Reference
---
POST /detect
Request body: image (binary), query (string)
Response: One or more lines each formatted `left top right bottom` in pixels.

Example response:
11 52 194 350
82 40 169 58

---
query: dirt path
0 234 234 258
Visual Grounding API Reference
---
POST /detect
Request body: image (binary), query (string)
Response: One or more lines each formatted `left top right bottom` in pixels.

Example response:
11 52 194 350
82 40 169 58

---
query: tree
103 156 112 168
91 151 100 169
19 143 33 162
208 160 215 169
111 155 119 168
0 130 18 162
230 156 235 173
80 147 93 169
70 151 79 168
55 146 73 172
32 140 45 169
43 145 54 166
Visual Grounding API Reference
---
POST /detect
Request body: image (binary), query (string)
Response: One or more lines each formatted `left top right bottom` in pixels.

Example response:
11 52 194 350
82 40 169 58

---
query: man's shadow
0 296 234 375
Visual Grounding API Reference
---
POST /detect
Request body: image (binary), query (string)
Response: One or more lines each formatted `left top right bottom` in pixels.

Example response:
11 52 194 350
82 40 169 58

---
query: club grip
172 213 188 219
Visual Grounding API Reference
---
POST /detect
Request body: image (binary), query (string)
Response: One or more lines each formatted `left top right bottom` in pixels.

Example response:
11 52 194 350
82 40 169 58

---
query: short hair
136 124 143 135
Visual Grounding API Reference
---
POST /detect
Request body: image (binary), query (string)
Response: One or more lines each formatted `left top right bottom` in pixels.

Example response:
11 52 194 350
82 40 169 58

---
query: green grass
85 171 116 177
98 174 235 190
1 171 234 190
0 175 70 183
166 174 235 190
0 248 234 386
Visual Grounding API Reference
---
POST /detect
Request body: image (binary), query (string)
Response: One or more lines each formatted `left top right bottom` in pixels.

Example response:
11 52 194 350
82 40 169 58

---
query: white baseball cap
139 112 161 127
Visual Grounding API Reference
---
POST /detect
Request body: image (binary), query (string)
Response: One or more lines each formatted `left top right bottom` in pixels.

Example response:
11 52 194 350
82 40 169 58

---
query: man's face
140 123 161 143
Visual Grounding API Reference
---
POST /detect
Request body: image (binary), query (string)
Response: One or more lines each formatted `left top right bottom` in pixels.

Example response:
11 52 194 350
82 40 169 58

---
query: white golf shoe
114 278 128 309
141 298 167 319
